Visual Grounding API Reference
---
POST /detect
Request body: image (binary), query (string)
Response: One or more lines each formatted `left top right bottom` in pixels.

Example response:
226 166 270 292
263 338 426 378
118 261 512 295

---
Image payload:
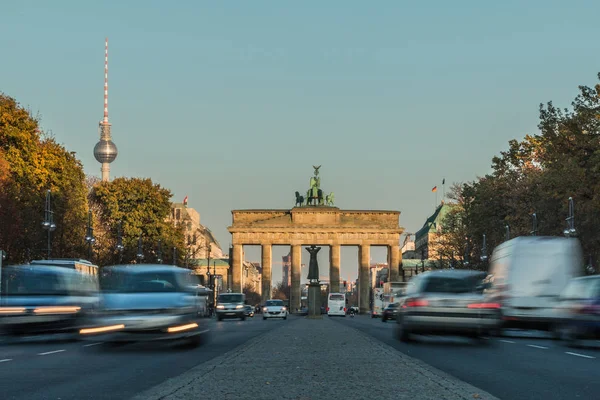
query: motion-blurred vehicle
327 293 346 317
485 236 583 331
262 299 288 320
552 275 600 345
0 264 99 336
297 307 309 316
80 265 208 347
395 270 501 343
382 303 399 322
371 287 384 318
243 305 255 317
216 293 246 321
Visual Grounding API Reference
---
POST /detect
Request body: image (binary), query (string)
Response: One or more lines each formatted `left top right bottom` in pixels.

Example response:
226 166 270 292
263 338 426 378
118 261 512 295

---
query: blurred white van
485 236 584 330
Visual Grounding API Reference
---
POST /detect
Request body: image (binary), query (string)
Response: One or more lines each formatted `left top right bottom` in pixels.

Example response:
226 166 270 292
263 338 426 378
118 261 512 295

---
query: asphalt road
334 315 600 400
0 315 287 400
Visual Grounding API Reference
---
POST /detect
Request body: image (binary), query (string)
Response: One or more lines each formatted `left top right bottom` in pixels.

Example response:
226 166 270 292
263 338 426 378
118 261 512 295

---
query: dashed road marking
38 349 65 356
500 340 515 344
83 342 103 347
0 359 12 363
565 352 595 359
527 344 548 349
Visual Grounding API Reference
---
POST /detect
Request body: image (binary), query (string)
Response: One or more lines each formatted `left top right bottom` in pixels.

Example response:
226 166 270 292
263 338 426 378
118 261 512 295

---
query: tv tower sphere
94 139 118 163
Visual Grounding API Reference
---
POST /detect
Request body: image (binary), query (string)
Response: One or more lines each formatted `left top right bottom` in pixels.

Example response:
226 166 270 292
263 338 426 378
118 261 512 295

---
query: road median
133 316 499 400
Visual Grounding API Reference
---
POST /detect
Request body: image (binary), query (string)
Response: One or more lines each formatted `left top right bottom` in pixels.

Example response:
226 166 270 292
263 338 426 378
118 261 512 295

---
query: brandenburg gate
228 167 404 314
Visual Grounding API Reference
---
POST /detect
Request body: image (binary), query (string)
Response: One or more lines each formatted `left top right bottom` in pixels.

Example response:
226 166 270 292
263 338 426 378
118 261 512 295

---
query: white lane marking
500 340 515 344
83 342 103 347
527 344 548 349
197 329 210 334
0 359 12 363
37 349 65 356
565 352 595 359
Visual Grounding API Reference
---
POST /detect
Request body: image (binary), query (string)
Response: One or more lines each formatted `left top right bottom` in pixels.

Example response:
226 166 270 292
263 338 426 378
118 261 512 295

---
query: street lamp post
505 224 510 241
172 247 177 266
0 250 6 296
42 190 57 259
136 235 144 263
157 239 163 264
564 197 576 237
84 211 95 261
480 234 488 267
213 260 217 308
116 221 124 263
531 213 538 236
463 238 470 268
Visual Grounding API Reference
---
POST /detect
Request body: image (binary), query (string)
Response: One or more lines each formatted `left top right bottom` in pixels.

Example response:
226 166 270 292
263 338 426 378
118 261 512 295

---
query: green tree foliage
0 94 88 262
439 73 600 271
88 177 186 266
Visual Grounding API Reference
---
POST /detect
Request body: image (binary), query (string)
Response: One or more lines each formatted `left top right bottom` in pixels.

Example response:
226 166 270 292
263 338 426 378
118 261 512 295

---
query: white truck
371 288 385 318
485 236 584 331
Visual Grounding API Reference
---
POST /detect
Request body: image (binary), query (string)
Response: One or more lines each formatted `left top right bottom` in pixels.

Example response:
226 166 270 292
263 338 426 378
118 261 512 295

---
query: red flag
431 186 437 193
183 196 188 205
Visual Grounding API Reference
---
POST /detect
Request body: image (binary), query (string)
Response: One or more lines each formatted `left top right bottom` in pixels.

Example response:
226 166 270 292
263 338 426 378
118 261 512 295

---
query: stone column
231 244 243 293
358 244 370 314
390 244 400 282
291 245 302 312
261 244 272 304
329 244 341 293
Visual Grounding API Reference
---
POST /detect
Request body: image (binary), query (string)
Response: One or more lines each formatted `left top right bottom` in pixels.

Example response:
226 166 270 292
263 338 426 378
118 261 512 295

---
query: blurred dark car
0 264 99 336
243 305 255 317
297 307 309 316
552 275 600 345
382 303 399 322
395 270 501 343
80 265 208 347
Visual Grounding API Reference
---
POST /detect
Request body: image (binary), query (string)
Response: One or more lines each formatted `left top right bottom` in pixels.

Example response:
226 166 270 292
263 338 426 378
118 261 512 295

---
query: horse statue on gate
325 192 335 206
295 191 305 207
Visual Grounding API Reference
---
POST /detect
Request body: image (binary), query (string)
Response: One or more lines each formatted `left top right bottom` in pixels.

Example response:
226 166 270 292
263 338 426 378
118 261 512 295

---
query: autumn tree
243 283 261 305
0 94 88 263
88 177 186 266
447 73 600 271
271 281 289 300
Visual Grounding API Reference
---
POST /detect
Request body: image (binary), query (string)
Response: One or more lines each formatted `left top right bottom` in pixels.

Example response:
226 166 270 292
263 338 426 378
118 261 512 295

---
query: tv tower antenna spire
94 37 118 182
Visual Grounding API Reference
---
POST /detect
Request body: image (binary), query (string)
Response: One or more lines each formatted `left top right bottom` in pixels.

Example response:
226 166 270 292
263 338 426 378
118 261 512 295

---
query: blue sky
2 1 599 282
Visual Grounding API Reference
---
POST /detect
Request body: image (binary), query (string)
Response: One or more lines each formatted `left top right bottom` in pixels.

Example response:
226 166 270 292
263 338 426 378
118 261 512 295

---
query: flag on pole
183 196 188 206
431 186 438 192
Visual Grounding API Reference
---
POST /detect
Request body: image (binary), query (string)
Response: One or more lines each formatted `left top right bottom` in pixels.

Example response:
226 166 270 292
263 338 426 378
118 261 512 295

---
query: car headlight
263 307 267 312
282 307 286 311
216 305 225 309
236 305 244 309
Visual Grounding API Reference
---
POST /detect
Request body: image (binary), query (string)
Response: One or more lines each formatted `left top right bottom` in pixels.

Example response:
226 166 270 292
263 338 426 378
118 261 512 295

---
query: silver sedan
395 270 501 343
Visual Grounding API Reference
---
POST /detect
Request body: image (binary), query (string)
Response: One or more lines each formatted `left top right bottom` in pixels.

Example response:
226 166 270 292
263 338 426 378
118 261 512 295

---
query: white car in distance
262 299 288 320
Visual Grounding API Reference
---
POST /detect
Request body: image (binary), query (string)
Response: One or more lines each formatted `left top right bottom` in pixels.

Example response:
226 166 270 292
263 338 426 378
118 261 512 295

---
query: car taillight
343 307 346 312
577 303 600 315
326 307 330 312
405 298 429 307
468 303 501 309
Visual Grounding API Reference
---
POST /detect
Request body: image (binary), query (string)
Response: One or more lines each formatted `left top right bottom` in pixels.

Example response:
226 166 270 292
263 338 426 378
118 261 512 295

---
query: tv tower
93 37 118 182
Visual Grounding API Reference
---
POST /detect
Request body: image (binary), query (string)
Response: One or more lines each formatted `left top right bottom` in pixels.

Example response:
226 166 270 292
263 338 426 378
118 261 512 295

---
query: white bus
327 293 346 317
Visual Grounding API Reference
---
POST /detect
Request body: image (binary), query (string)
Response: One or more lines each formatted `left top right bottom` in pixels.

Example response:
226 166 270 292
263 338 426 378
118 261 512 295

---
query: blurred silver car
80 265 209 347
395 270 501 343
552 275 600 345
0 264 99 336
